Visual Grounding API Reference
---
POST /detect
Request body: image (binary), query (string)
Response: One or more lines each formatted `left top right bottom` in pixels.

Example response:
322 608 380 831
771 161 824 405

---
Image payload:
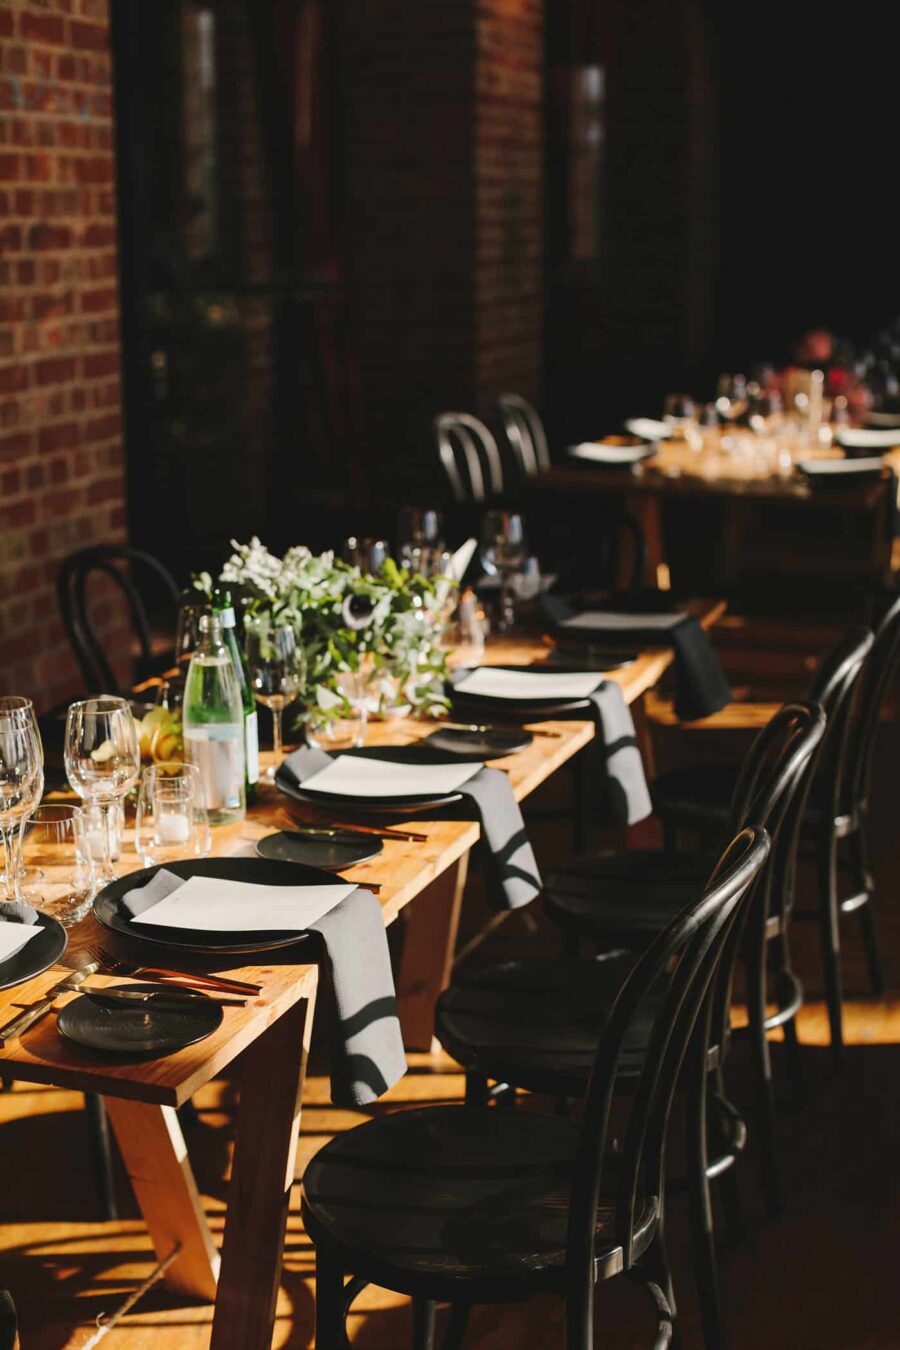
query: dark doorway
111 0 363 582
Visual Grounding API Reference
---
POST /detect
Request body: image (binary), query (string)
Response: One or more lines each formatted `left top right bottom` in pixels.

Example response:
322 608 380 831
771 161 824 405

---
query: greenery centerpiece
194 537 452 735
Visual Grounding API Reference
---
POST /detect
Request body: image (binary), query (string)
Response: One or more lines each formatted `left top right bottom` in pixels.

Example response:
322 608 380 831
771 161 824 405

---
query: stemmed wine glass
0 697 44 906
480 510 527 632
64 697 141 886
244 620 305 777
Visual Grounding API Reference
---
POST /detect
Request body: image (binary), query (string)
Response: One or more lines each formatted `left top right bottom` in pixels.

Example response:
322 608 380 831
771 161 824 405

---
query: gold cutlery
80 986 247 1010
93 948 261 996
0 960 100 1046
437 719 561 739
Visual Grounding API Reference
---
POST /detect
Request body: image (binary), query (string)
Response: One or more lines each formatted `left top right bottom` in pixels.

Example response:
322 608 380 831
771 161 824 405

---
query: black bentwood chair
651 622 883 1068
302 829 769 1350
435 706 820 1349
0 1290 17 1350
434 412 504 504
496 393 551 480
56 544 181 695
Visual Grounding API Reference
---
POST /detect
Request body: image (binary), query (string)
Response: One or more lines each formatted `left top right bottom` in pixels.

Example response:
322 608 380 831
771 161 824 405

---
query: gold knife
0 960 101 1046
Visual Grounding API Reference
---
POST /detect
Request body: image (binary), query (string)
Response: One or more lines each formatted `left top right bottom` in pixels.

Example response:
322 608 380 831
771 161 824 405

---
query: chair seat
545 849 709 945
302 1105 658 1302
436 956 663 1095
651 765 738 834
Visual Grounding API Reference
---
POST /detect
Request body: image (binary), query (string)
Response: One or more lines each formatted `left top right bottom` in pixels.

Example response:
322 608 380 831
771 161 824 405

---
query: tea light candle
157 814 191 845
85 827 107 860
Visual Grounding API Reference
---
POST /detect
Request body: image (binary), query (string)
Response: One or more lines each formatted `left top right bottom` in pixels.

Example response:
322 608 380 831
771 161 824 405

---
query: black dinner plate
423 726 532 759
276 744 473 815
92 856 344 955
58 982 223 1056
255 830 383 870
0 913 68 992
448 666 599 717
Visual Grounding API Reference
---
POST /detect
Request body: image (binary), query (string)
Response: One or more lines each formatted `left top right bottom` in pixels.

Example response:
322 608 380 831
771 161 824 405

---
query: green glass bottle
211 586 260 804
183 613 246 825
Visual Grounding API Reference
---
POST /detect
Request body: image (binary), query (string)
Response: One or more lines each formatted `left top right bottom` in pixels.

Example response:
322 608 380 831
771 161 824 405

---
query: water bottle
183 613 246 825
211 586 260 804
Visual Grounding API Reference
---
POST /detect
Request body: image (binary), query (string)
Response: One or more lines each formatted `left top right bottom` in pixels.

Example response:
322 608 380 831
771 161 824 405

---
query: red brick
27 221 72 251
21 11 67 45
37 421 78 454
0 154 21 182
70 19 108 52
79 284 116 313
35 355 77 385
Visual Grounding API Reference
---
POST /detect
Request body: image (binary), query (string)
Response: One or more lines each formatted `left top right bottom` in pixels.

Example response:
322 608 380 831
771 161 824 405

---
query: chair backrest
840 593 900 817
803 625 875 825
434 412 504 503
56 544 181 695
497 393 551 478
564 827 770 1333
0 1290 17 1350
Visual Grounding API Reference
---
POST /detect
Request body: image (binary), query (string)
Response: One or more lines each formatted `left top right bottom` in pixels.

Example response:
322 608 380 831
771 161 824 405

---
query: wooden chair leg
413 1298 437 1350
84 1093 118 1221
314 1249 349 1350
687 1080 727 1350
818 832 845 1071
744 948 782 1216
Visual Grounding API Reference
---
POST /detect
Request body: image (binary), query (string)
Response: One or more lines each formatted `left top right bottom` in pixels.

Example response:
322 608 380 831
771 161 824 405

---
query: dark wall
718 2 898 369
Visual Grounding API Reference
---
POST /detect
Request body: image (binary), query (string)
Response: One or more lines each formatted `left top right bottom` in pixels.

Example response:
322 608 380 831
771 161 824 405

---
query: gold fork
0 960 101 1046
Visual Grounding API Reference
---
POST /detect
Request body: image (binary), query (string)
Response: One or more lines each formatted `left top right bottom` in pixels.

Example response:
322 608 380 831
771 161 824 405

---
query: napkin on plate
121 868 406 1107
543 595 733 722
0 901 39 924
279 746 543 912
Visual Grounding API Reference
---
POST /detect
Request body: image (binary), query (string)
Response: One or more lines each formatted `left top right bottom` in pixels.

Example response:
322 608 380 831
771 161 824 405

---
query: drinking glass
480 510 527 632
64 697 141 885
175 595 208 671
20 804 94 927
135 762 211 867
0 696 44 904
305 668 370 752
244 620 305 776
663 393 701 448
343 537 390 574
716 373 748 424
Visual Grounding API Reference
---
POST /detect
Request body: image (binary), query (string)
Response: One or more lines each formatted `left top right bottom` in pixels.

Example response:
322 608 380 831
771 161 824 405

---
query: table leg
209 988 317 1350
104 1097 220 1300
396 854 470 1051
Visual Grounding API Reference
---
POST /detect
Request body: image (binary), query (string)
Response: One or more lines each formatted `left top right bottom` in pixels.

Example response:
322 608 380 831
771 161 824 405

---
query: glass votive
135 762 211 867
20 804 95 927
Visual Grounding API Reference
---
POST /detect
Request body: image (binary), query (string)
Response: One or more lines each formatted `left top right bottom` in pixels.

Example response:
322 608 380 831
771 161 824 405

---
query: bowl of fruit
132 704 184 766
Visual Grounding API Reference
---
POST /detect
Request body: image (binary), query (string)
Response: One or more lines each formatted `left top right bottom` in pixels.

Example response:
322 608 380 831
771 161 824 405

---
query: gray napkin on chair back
585 681 653 825
121 865 406 1108
278 746 542 912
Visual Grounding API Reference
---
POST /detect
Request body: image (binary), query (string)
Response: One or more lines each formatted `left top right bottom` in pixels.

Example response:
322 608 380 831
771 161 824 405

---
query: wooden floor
2 712 899 1349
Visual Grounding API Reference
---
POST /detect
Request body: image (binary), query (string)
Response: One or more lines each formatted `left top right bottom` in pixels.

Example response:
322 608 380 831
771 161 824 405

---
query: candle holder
135 762 211 868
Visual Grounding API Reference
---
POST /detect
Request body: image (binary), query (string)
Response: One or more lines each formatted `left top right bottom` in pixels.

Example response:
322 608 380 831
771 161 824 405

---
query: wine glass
663 393 700 448
0 696 44 906
244 620 305 777
64 697 141 885
716 373 748 424
480 510 527 632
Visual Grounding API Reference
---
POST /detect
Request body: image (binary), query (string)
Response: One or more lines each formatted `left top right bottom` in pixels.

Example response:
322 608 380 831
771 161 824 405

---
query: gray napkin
587 682 653 827
121 868 406 1107
0 900 39 924
454 768 542 910
278 746 542 912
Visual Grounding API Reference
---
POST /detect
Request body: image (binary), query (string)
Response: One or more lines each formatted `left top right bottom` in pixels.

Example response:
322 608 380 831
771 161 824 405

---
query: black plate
0 914 68 992
448 666 598 717
57 982 223 1056
255 830 382 870
92 856 344 955
276 744 472 815
423 726 532 759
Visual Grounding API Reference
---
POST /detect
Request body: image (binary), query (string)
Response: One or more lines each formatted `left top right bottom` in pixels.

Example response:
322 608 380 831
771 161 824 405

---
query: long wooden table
0 620 721 1350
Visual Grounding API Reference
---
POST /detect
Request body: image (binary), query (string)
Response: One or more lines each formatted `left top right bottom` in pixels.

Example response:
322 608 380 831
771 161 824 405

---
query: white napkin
300 755 483 799
561 610 686 632
126 872 355 932
798 456 884 475
836 427 899 449
454 667 603 701
0 921 42 962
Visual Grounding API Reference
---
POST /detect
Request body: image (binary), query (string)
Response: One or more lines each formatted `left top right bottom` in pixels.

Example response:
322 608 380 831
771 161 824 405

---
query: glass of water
20 804 95 927
135 761 211 867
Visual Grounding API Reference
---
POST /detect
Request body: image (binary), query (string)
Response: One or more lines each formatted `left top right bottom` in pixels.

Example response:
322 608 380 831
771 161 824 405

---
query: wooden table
534 444 899 588
0 621 720 1350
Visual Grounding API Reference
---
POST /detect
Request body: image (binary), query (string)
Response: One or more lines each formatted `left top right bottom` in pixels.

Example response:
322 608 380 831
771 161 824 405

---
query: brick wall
0 0 128 712
473 0 543 407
